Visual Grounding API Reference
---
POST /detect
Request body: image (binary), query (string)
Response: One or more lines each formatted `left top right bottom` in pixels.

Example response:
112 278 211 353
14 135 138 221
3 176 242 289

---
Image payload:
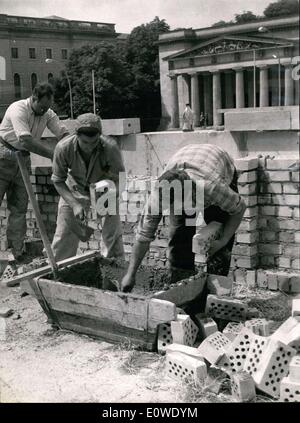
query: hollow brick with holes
166 351 207 384
222 322 245 341
217 328 254 374
194 315 218 339
252 339 296 398
170 315 199 347
245 319 271 336
243 335 270 376
231 371 256 402
157 323 173 354
280 376 300 402
165 343 205 361
205 295 248 322
288 355 300 382
197 331 231 365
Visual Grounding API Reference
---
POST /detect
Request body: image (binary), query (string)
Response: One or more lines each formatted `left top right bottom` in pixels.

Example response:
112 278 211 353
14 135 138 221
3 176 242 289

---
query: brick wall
0 157 299 283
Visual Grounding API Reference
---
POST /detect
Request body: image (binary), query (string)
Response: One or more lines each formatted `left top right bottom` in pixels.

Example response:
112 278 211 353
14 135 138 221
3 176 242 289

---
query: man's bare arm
19 135 54 159
121 240 150 292
54 181 85 220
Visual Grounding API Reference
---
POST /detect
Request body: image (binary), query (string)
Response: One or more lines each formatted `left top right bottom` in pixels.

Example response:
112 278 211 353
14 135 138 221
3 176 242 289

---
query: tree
125 16 170 130
54 42 137 119
234 11 259 24
212 20 231 27
264 0 299 17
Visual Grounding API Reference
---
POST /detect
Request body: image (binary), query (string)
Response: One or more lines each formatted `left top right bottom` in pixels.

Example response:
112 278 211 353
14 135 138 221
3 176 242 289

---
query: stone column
178 74 190 127
168 73 179 128
235 67 245 108
270 65 278 106
224 70 234 109
212 70 222 126
190 72 200 126
259 65 269 107
203 73 213 126
295 77 300 107
247 69 254 107
284 64 294 106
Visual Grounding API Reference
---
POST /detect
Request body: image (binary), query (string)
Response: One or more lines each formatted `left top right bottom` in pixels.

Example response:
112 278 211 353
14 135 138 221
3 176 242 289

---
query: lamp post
45 58 74 119
258 26 281 106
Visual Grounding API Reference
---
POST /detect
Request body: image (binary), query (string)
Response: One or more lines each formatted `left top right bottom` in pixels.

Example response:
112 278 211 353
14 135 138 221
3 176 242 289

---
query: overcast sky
0 0 276 33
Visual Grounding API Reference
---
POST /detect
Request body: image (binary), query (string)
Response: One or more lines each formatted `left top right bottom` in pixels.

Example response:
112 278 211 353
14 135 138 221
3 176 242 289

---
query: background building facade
0 14 119 118
158 15 299 130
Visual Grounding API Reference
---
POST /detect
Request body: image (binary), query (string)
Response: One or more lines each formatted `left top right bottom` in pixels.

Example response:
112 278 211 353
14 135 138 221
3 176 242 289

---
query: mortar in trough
23 251 207 350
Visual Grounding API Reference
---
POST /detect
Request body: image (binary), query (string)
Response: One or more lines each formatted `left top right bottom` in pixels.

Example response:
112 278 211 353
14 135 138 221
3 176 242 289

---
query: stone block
222 322 245 342
207 274 233 296
280 376 300 402
197 332 231 365
231 371 256 402
238 171 257 184
241 196 257 207
246 271 256 289
252 340 296 398
102 118 141 135
236 232 258 244
205 295 248 322
166 351 207 384
245 319 271 336
266 158 298 170
157 323 173 354
171 315 198 347
165 343 205 361
192 221 223 254
238 184 257 195
292 299 300 317
235 158 258 171
291 276 300 293
217 328 254 374
194 315 218 339
289 355 300 382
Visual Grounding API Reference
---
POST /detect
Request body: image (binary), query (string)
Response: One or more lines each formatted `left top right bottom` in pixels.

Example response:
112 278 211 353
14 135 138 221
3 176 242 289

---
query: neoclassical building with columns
158 14 299 131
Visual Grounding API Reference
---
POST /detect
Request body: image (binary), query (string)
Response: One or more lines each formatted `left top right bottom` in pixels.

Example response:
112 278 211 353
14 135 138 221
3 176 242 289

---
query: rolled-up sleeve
9 102 31 139
47 110 69 140
207 179 245 215
136 198 162 243
51 144 69 183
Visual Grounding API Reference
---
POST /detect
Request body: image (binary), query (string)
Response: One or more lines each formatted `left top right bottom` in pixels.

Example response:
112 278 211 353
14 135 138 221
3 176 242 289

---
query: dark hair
32 82 54 101
158 168 190 183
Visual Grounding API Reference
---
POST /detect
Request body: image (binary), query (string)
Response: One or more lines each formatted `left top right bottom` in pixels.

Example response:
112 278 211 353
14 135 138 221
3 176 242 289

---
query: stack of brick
231 157 259 274
257 156 300 271
280 355 300 402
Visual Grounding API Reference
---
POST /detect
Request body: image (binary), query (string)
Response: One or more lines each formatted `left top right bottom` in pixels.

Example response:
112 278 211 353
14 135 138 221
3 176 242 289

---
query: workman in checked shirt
121 144 246 293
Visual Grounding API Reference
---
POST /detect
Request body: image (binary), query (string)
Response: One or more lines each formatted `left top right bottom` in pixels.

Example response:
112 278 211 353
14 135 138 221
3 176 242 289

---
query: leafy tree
125 16 170 129
264 0 299 17
234 11 259 24
212 20 231 27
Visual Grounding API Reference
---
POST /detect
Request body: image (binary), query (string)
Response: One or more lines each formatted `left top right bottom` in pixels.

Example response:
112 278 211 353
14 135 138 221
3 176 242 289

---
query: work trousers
168 171 238 280
51 197 125 261
0 148 30 257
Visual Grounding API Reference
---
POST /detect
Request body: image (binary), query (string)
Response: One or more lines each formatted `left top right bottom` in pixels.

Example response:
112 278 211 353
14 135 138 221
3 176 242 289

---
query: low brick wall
0 155 299 289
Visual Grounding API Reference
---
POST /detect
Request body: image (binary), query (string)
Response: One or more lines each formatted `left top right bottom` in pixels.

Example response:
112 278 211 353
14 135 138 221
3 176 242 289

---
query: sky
0 0 275 33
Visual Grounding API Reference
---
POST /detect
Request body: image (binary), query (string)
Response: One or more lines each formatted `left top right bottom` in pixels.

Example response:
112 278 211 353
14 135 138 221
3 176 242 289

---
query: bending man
121 144 246 292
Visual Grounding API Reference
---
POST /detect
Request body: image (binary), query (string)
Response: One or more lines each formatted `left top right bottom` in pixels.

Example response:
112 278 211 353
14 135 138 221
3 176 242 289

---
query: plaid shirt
137 144 244 242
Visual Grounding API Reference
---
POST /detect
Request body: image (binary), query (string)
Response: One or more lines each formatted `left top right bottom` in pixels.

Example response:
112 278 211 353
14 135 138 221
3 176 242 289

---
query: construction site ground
0 278 294 403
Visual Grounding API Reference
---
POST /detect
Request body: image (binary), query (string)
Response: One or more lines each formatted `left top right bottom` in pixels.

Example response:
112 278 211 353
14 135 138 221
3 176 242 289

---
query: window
29 48 36 59
31 73 38 90
14 73 21 99
61 49 68 60
11 47 18 59
46 49 52 59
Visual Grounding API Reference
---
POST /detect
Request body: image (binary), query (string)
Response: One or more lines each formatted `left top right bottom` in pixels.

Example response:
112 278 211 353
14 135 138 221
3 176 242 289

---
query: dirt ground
0 277 294 403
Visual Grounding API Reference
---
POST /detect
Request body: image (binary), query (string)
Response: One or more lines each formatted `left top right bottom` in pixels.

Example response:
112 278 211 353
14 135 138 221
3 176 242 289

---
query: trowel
66 215 94 242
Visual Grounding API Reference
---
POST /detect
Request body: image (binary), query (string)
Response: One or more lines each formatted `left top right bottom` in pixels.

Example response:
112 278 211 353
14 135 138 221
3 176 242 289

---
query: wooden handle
15 152 58 277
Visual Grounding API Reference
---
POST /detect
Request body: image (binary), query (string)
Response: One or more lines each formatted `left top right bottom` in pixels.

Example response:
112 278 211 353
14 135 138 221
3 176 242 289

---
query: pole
253 50 256 108
65 73 74 119
92 70 96 114
15 151 59 278
278 56 281 106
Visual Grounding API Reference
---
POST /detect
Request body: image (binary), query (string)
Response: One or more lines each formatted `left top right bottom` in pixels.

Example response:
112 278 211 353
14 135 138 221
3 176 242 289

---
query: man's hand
120 273 136 293
209 238 227 257
73 203 85 221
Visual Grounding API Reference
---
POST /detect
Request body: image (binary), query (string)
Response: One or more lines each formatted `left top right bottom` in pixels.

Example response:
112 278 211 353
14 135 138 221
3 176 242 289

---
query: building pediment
164 35 292 61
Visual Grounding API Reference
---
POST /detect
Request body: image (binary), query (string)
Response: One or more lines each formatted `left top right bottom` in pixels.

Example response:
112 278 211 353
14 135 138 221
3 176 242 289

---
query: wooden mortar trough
21 251 207 351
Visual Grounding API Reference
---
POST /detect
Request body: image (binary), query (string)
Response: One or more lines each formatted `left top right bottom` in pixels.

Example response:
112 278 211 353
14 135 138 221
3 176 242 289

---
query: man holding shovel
0 82 69 262
121 144 246 293
51 113 125 261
